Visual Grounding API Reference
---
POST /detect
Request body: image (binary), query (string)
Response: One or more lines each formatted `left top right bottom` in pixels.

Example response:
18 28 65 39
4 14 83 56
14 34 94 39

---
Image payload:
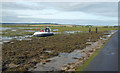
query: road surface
84 31 118 71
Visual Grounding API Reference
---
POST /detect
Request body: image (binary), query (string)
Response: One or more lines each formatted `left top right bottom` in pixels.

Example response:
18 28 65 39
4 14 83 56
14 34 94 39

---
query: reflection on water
45 51 53 53
100 30 117 40
64 31 82 34
59 51 83 59
2 35 32 43
11 30 17 31
1 27 11 30
24 30 35 32
17 27 40 29
2 26 117 45
34 49 84 71
53 29 59 31
2 27 35 43
2 37 13 42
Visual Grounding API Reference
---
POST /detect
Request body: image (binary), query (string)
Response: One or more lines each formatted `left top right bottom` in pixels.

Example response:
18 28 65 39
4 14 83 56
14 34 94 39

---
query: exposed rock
86 42 93 45
30 58 37 62
86 39 91 42
10 42 14 44
72 57 78 59
44 59 51 62
8 63 19 68
67 69 75 71
62 66 69 70
70 65 76 69
89 49 94 52
28 68 34 71
42 62 46 65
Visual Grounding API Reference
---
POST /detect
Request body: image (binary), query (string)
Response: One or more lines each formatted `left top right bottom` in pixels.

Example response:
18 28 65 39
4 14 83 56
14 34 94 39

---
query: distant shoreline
0 23 118 26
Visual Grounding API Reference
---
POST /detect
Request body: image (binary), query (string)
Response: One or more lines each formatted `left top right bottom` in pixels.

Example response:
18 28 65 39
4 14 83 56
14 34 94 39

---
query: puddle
53 32 61 34
11 30 17 31
100 37 107 40
0 31 2 34
106 35 111 37
68 50 84 59
16 35 32 41
100 30 117 40
33 49 84 71
17 27 40 29
53 29 59 31
24 35 33 38
1 27 11 31
2 35 33 43
53 31 82 34
45 51 53 53
24 30 35 32
0 42 2 45
34 56 76 71
109 30 117 34
2 37 13 42
59 52 83 59
64 31 82 34
17 38 31 41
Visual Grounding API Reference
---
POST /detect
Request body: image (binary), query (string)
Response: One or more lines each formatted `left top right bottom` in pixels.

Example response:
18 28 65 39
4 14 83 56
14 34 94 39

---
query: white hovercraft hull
33 32 54 37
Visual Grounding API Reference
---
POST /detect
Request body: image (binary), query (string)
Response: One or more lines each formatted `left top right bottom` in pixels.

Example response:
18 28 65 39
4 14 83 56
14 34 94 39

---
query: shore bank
31 30 117 71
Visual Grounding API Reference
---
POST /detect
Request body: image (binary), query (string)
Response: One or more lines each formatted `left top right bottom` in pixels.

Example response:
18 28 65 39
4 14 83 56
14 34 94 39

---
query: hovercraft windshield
45 27 51 32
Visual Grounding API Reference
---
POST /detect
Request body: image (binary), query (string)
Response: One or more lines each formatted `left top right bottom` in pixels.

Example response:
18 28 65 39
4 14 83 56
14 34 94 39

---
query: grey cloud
2 2 45 10
2 2 118 17
45 2 118 17
33 2 118 17
79 2 118 17
1 2 118 25
2 10 18 16
2 16 117 25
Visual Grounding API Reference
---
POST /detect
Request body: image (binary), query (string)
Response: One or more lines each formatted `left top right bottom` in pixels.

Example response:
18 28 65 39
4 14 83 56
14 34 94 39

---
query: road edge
76 31 117 72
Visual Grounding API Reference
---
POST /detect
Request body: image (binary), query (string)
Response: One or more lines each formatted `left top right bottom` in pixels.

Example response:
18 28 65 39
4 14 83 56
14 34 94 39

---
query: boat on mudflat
33 27 54 37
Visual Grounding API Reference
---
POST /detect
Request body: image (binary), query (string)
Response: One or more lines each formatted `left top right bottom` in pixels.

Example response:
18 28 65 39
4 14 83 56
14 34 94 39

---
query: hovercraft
33 27 54 37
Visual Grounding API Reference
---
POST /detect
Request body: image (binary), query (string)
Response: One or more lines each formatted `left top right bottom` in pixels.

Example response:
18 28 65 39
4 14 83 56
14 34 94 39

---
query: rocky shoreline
2 31 116 71
61 30 117 71
61 40 105 71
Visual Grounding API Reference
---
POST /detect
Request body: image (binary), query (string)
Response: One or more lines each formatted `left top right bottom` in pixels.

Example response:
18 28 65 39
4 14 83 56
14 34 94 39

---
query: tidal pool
1 27 11 31
64 31 82 34
33 49 84 71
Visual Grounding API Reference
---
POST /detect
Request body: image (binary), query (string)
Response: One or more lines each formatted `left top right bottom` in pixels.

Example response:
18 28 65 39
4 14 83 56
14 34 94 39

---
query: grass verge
76 32 116 73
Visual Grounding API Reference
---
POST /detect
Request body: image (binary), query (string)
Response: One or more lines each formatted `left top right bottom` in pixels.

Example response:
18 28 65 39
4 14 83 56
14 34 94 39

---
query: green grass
76 32 116 73
2 25 118 37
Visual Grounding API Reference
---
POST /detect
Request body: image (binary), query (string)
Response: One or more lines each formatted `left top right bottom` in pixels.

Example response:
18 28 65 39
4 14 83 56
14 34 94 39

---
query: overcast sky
2 2 118 26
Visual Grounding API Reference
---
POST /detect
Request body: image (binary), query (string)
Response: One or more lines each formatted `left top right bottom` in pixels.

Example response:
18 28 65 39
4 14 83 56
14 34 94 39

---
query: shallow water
2 35 32 43
24 30 35 32
2 37 13 42
45 51 53 53
1 27 11 30
2 26 85 43
11 30 17 31
100 30 117 40
33 49 84 71
64 31 82 34
17 27 40 29
53 29 59 31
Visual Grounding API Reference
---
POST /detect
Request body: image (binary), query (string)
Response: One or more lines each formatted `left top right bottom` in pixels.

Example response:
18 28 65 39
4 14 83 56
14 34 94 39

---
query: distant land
1 23 59 25
0 23 85 26
0 23 118 27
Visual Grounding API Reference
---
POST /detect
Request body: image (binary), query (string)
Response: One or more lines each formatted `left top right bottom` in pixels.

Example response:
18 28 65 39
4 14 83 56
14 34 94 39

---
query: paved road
84 31 118 71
